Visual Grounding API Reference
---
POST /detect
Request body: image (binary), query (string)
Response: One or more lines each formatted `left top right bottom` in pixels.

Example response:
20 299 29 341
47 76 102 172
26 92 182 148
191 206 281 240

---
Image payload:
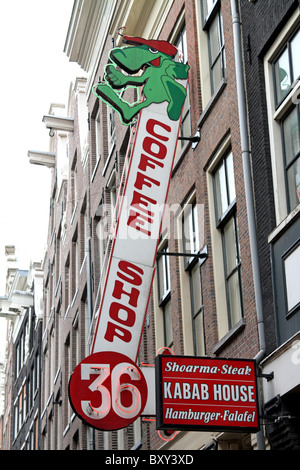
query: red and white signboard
91 105 182 360
69 88 188 430
155 355 260 433
68 34 189 431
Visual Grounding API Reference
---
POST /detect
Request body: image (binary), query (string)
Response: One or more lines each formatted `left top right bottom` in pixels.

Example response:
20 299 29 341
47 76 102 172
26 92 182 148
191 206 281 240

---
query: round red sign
68 351 148 431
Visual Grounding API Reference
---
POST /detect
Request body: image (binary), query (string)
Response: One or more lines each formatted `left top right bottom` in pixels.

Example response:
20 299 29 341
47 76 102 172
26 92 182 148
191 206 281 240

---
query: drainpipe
231 0 266 449
86 236 95 450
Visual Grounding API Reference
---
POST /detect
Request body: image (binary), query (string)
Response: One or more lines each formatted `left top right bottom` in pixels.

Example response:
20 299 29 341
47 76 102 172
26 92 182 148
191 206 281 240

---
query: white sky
0 1 85 358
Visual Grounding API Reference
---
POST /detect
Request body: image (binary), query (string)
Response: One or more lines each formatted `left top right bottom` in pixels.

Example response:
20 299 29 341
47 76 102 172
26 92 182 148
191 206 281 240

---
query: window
71 156 78 217
182 202 205 355
213 151 243 329
273 27 300 106
65 254 71 312
95 108 102 163
64 335 72 425
14 399 18 439
265 18 300 222
72 228 79 299
281 104 300 212
22 382 27 421
72 310 80 367
201 0 225 94
284 242 300 315
35 352 40 392
16 342 20 376
15 332 25 376
34 415 39 449
157 246 172 349
273 26 300 213
94 211 106 289
175 25 191 150
107 105 116 158
80 202 88 267
106 169 117 231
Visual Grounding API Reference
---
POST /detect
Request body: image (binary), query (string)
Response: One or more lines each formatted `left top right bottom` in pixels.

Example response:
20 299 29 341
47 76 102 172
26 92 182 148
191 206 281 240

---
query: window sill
102 143 116 177
91 155 101 182
268 203 300 244
198 78 227 130
212 317 246 355
171 141 191 176
171 80 227 177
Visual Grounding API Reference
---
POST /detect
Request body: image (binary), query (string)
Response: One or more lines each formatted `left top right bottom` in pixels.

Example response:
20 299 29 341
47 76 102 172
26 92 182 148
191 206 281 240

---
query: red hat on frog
123 35 178 57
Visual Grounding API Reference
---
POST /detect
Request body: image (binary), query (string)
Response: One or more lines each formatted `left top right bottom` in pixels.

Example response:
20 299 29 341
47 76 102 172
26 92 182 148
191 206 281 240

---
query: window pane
274 47 291 103
208 10 224 93
157 250 170 300
192 204 200 253
284 244 300 312
212 56 223 92
183 203 199 253
210 14 222 64
291 29 300 81
194 312 205 356
164 300 173 348
283 107 300 165
157 255 164 300
202 0 216 20
215 152 236 220
226 152 236 204
175 26 191 151
181 111 191 141
191 263 202 314
181 28 188 63
227 270 242 327
287 157 300 211
223 217 237 275
215 161 228 219
95 111 102 162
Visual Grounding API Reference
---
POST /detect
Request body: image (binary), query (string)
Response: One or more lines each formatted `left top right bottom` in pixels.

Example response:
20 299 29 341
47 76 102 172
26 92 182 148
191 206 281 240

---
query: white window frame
153 236 172 352
264 10 300 225
176 192 205 355
207 136 244 340
196 0 226 109
95 108 102 164
156 244 173 349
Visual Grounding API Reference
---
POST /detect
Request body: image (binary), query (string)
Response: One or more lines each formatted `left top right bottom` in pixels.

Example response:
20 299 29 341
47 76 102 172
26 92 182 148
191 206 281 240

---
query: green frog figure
93 35 189 125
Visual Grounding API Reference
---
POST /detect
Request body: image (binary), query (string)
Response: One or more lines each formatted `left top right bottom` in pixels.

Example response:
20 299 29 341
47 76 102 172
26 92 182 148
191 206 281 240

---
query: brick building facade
240 0 300 450
39 0 262 450
0 248 43 450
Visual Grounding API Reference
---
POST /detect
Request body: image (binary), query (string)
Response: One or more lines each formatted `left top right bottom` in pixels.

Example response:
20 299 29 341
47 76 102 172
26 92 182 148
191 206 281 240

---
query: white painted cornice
0 291 33 320
42 114 74 133
64 0 174 96
64 0 117 95
28 150 56 168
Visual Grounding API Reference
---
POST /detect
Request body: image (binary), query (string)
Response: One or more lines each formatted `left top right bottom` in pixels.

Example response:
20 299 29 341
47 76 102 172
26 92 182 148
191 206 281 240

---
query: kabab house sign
156 356 260 433
68 33 260 436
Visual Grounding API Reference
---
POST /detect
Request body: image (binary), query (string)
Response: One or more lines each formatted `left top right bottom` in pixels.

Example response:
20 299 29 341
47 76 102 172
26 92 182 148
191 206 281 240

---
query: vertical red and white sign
91 104 182 359
69 95 187 430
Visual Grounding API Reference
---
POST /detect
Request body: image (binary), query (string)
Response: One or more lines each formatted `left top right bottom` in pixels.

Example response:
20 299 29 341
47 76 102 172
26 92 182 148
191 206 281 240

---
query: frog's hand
162 76 187 121
166 62 190 80
105 64 148 89
93 83 148 125
105 64 128 89
93 83 130 123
